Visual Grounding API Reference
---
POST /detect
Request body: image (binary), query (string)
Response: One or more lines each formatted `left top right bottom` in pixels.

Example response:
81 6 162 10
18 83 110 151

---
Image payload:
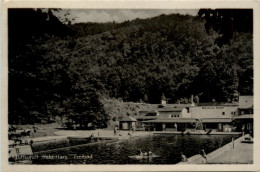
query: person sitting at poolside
128 131 132 136
139 149 143 156
90 133 94 138
148 151 153 156
114 127 117 136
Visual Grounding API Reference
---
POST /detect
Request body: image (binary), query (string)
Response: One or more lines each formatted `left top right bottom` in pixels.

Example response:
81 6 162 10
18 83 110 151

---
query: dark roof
137 107 184 120
139 107 185 113
147 110 158 113
156 107 184 112
143 118 196 123
139 110 149 113
201 118 232 123
234 114 253 119
120 116 137 122
136 116 158 120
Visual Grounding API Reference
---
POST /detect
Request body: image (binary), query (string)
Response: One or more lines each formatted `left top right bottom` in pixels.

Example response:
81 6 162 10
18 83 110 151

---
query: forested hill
8 9 253 125
53 13 253 102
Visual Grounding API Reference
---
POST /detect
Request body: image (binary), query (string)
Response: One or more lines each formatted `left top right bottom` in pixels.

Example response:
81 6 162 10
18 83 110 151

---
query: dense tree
8 9 109 127
8 9 253 125
198 9 253 46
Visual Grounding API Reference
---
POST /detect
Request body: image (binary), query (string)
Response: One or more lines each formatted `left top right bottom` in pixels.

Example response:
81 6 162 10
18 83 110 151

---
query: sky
53 9 199 24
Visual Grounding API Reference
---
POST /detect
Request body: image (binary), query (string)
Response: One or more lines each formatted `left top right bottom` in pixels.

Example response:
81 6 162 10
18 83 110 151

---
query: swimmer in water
139 149 148 156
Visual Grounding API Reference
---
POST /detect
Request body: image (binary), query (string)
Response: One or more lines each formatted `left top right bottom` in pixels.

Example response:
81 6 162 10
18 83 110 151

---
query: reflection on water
33 134 239 164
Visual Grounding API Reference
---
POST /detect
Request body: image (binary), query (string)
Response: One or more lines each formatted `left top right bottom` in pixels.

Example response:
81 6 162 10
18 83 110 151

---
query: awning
201 118 232 123
234 114 253 119
142 118 196 123
142 118 233 123
136 116 158 120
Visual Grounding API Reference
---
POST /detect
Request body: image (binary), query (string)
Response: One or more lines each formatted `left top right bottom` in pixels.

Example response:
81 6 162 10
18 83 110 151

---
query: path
9 136 67 146
178 134 253 164
207 141 253 164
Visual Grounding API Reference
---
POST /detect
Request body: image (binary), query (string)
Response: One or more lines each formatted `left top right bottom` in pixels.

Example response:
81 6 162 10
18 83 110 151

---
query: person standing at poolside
148 151 153 156
242 124 245 135
181 152 187 162
114 126 117 136
139 149 143 156
131 127 135 134
174 123 178 131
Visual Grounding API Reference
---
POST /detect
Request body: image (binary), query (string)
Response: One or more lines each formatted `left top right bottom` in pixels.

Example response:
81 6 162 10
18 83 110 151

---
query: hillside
101 98 154 118
8 9 253 125
100 98 154 128
41 14 252 102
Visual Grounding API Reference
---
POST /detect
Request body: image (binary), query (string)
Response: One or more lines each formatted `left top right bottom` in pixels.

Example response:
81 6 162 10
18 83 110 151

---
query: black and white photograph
2 2 259 169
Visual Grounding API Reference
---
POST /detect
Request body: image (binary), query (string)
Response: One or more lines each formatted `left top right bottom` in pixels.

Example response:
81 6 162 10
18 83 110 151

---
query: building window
222 112 225 115
241 111 244 115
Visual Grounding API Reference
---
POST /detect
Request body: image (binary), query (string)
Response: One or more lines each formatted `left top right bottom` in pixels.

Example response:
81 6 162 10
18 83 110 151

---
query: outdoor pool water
32 134 240 164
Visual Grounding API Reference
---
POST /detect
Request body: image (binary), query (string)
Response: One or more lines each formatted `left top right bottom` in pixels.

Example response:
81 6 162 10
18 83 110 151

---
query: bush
112 117 118 121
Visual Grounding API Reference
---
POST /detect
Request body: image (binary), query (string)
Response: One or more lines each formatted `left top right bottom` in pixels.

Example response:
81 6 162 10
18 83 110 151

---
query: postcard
1 0 260 171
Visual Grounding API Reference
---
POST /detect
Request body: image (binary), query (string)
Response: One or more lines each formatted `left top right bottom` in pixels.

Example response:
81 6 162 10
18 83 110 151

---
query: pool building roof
120 116 137 122
200 118 232 123
156 107 184 112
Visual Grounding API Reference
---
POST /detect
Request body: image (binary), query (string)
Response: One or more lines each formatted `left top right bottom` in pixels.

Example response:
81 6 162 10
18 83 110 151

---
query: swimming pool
32 134 240 164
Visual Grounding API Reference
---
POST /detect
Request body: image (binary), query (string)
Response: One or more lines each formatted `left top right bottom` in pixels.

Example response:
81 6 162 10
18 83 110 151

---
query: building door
122 122 129 130
155 124 163 131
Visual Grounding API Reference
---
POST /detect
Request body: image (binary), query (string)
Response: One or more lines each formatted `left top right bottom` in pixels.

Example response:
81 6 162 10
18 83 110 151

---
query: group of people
139 149 153 157
114 126 135 137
